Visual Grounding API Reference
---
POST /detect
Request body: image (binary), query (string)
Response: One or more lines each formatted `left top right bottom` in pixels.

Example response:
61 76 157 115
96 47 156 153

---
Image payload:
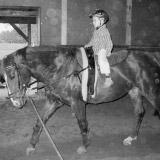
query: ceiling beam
0 7 38 24
0 10 38 17
0 17 36 24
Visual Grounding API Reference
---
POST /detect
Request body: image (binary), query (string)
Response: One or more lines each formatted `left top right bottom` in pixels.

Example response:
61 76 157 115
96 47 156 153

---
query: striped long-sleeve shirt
86 25 113 56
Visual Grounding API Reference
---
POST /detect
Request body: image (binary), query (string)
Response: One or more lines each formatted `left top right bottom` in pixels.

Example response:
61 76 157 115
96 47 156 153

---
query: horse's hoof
123 136 137 146
26 146 35 156
77 146 87 154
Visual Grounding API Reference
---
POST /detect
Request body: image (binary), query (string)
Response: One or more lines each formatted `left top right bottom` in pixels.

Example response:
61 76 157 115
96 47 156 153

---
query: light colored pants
92 49 111 97
97 49 111 75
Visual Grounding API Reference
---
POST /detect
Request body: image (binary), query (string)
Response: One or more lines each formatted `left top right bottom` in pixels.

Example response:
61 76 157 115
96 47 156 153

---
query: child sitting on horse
85 9 113 97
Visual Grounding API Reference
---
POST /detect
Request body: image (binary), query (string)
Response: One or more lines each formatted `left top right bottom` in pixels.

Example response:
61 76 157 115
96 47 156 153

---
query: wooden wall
0 0 159 46
67 0 126 45
132 0 160 46
0 0 61 45
0 0 126 46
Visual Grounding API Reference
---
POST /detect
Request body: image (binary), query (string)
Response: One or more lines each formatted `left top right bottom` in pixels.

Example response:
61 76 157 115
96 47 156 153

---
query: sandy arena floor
0 91 160 160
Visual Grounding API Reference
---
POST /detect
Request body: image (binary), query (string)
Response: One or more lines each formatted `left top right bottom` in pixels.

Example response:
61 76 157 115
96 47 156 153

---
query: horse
1 45 160 155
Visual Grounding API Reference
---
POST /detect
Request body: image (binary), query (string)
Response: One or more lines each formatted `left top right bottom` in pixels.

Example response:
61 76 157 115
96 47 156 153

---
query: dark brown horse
1 45 160 155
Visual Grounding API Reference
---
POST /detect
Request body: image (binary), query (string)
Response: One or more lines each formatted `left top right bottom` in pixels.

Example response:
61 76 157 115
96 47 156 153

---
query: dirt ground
0 92 160 160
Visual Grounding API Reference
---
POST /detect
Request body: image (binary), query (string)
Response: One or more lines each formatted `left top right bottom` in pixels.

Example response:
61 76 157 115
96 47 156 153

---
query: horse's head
2 55 30 109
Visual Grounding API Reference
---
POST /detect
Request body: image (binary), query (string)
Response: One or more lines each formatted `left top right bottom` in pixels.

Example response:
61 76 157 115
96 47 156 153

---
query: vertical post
61 0 67 45
37 7 41 46
28 23 31 46
125 0 132 45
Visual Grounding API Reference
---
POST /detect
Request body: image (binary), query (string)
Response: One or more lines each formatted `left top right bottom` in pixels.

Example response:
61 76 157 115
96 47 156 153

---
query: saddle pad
80 47 89 101
108 49 128 66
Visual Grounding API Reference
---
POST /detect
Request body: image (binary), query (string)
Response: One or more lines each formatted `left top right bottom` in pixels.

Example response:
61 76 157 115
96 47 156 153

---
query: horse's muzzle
10 96 27 109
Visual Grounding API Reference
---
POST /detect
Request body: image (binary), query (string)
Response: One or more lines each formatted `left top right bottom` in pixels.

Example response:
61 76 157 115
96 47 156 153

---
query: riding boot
104 75 113 87
91 64 98 98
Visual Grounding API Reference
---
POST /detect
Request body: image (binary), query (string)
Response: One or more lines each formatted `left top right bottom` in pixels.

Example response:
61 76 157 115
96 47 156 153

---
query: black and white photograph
0 0 160 160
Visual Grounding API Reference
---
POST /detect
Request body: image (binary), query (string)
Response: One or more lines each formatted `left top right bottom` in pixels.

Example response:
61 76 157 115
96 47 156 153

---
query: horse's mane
16 46 27 56
12 46 80 84
3 51 16 66
25 45 78 57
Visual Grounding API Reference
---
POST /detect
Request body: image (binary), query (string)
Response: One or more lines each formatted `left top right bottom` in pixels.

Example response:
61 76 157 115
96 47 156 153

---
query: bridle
4 64 27 99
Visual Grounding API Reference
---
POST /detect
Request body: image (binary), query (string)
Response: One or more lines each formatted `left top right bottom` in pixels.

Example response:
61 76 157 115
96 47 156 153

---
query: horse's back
89 49 160 104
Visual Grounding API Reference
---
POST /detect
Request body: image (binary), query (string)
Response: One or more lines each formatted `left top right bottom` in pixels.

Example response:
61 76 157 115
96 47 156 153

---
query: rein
31 53 89 91
31 66 89 91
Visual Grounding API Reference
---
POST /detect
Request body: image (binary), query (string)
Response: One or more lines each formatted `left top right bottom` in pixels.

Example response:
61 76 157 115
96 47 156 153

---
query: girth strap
80 47 89 101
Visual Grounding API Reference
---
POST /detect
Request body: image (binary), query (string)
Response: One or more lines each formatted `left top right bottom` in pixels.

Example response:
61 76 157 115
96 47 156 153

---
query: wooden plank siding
0 6 39 24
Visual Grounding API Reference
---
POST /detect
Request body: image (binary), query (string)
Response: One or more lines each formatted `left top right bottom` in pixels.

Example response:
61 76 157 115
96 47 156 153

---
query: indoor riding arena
0 0 160 160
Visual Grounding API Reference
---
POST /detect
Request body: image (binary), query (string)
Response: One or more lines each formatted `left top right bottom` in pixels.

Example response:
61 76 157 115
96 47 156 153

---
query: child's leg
97 50 113 87
97 50 110 76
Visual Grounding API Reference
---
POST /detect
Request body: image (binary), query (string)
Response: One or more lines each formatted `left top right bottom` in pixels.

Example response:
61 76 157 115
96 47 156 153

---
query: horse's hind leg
123 87 145 146
26 99 62 155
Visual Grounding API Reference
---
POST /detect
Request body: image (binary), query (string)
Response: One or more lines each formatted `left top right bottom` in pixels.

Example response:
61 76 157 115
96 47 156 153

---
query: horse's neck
30 59 76 85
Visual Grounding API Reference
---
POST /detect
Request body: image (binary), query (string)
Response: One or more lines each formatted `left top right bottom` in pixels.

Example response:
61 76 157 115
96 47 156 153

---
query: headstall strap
5 64 26 99
5 65 15 70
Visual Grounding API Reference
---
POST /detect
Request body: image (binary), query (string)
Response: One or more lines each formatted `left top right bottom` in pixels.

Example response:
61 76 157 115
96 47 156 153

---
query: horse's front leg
123 87 145 145
72 100 89 154
26 99 62 155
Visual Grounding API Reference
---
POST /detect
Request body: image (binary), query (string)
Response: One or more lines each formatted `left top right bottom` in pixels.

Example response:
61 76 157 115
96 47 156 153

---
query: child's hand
106 52 111 57
84 44 89 48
